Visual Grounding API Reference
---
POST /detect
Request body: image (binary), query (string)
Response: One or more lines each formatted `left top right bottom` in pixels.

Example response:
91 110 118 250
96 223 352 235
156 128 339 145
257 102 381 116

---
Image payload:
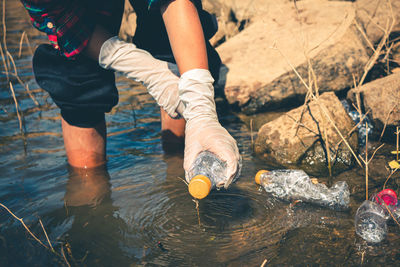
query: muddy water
1 1 399 266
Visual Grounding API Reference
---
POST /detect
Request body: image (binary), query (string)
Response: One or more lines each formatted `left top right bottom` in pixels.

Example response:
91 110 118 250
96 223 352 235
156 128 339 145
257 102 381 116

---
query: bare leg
160 108 185 153
61 118 107 168
65 164 111 207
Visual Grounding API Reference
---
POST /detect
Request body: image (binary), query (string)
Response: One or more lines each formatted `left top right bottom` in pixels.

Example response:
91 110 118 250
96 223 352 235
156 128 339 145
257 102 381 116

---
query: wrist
179 68 217 121
98 36 121 68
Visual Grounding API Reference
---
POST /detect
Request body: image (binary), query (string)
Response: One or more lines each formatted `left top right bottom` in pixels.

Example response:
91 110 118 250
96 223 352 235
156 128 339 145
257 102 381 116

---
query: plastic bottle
354 189 398 243
187 151 229 199
355 200 388 243
254 169 350 210
373 189 400 222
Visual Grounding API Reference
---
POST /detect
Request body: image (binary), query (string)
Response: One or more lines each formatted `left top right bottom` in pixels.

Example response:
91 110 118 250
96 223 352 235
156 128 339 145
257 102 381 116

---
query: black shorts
33 44 119 127
32 3 221 128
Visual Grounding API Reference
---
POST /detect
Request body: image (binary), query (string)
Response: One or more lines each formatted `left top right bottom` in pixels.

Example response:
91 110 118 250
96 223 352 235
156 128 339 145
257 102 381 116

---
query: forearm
160 0 208 74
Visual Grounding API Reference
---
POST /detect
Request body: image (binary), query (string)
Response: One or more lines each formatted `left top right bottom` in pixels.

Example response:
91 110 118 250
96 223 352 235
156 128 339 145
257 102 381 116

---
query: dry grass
276 0 398 200
0 3 74 264
271 41 363 169
9 82 25 135
260 259 268 267
383 126 400 189
0 202 75 266
18 31 34 58
1 0 39 144
359 122 385 200
0 202 51 250
250 118 254 149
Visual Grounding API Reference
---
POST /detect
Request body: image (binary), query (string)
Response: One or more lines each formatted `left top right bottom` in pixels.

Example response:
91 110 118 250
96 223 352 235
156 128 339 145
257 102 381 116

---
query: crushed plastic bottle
187 151 240 199
355 189 398 243
254 169 350 210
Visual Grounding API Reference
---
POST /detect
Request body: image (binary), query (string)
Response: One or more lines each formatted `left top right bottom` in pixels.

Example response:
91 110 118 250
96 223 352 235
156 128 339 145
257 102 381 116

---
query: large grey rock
255 92 358 175
347 71 400 132
216 0 371 114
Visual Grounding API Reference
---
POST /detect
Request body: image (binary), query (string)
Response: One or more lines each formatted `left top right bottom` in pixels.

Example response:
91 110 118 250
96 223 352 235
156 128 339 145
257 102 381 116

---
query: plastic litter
254 169 350 210
187 151 234 199
341 99 373 146
355 200 388 243
355 189 399 243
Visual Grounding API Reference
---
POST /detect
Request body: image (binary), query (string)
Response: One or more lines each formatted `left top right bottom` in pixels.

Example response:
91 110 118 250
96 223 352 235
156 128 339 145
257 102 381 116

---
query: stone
215 0 372 114
254 92 358 175
119 0 137 41
347 71 400 134
355 0 400 45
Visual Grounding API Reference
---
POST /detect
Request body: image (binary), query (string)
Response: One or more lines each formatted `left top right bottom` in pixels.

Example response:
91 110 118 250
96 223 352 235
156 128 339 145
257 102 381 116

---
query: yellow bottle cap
188 175 212 199
255 170 269 185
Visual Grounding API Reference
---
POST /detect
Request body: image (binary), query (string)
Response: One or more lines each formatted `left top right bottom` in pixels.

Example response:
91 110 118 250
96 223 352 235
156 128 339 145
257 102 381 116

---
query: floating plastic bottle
254 169 350 210
187 151 230 199
355 189 398 243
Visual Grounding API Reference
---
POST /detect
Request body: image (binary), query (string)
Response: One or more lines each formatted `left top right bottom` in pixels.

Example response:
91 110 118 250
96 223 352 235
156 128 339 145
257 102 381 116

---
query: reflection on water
1 0 400 266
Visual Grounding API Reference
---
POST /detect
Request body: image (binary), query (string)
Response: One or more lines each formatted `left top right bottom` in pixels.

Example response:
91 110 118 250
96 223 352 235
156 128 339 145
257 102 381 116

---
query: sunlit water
1 1 399 266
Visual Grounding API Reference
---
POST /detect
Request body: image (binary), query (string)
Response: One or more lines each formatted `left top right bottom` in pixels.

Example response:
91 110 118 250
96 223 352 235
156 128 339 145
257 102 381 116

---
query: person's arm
160 0 241 187
160 0 208 74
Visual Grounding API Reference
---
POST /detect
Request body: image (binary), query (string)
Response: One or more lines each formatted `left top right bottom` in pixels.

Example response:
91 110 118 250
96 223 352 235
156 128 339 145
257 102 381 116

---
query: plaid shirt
20 0 166 58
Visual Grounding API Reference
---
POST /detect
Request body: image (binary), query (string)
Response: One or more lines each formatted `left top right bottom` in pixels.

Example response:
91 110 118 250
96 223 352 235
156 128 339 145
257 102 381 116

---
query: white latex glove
179 69 241 188
98 36 184 118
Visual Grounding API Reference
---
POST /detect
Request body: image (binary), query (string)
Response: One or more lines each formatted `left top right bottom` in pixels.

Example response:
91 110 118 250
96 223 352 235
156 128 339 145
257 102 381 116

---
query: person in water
19 0 240 187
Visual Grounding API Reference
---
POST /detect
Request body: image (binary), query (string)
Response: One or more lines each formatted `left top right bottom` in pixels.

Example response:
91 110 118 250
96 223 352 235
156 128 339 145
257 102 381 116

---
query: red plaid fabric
21 0 100 58
20 0 172 58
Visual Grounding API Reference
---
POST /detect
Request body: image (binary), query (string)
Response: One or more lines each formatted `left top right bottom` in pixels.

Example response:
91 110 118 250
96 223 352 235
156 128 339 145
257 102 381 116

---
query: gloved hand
98 36 184 118
179 69 241 188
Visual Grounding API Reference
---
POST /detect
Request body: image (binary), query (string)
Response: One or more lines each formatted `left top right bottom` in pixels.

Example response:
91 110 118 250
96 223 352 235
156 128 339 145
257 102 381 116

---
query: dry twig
2 0 10 71
358 122 385 200
9 82 24 135
261 259 268 267
18 31 34 57
0 40 9 80
0 202 49 249
39 218 54 251
271 42 363 168
61 245 72 267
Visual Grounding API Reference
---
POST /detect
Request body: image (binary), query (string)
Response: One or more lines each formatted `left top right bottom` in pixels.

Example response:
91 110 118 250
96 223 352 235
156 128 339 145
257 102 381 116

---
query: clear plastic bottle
392 206 400 222
187 151 238 199
254 169 350 210
355 200 388 243
354 189 399 243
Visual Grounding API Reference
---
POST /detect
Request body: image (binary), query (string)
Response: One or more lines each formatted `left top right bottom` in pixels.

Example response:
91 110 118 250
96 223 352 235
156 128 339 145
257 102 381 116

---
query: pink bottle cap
375 189 398 206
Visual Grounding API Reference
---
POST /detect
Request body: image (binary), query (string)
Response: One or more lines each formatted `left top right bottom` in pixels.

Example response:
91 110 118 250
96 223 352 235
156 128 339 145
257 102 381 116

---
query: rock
203 0 272 21
254 92 358 175
119 0 136 41
202 0 254 47
216 0 372 114
355 0 400 45
347 72 400 135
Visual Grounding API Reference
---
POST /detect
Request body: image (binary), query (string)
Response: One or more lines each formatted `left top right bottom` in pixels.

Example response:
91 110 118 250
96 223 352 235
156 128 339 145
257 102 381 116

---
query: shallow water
1 1 400 266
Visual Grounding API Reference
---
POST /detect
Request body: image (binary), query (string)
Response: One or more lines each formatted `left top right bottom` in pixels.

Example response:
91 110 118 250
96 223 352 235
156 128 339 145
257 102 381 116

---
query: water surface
1 1 399 266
